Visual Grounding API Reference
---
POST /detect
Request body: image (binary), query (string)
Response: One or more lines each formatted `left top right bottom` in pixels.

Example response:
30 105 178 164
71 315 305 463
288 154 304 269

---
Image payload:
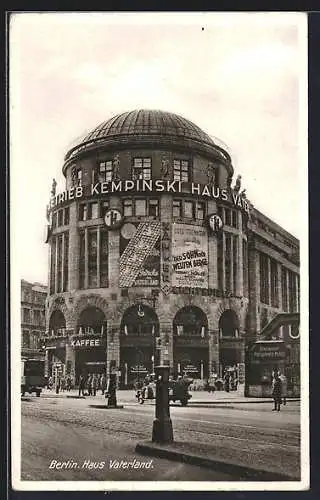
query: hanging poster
119 221 161 287
172 223 208 288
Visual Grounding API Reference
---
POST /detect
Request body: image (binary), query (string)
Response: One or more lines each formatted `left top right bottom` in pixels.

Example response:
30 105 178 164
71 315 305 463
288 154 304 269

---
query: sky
10 12 308 285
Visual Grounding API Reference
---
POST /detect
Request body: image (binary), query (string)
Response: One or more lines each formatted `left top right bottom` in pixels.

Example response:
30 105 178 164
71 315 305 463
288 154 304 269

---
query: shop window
173 159 190 182
98 160 113 182
132 158 151 180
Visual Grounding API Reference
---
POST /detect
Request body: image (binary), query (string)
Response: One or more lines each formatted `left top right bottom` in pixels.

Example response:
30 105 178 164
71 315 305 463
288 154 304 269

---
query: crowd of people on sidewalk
77 373 107 397
47 373 108 396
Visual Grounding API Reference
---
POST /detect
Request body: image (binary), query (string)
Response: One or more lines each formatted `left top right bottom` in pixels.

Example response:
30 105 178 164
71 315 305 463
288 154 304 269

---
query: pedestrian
272 374 282 411
100 373 106 395
55 377 61 394
87 373 93 395
279 372 287 405
224 371 230 392
66 376 72 391
91 374 98 396
78 374 85 397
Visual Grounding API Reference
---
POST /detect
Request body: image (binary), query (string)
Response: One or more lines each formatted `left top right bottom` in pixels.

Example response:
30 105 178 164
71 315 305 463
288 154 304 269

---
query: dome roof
64 109 231 167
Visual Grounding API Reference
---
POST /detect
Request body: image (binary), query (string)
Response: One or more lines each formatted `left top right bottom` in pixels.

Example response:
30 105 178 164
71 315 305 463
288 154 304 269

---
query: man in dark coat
78 374 85 397
272 374 282 411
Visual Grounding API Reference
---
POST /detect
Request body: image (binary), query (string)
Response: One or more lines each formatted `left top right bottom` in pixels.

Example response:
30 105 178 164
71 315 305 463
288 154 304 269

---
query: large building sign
49 180 250 213
172 223 208 289
250 341 287 364
119 221 161 288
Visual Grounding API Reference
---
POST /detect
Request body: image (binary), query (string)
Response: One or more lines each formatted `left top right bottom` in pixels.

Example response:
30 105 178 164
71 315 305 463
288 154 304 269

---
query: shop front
173 306 209 379
73 336 107 381
120 304 160 388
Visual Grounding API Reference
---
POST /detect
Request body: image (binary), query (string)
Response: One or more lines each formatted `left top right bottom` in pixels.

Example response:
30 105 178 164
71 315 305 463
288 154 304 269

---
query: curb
89 404 124 409
188 399 300 405
135 442 298 481
66 395 86 399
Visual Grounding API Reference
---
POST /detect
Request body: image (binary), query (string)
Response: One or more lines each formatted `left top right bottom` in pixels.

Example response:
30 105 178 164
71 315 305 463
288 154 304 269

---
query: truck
21 358 46 397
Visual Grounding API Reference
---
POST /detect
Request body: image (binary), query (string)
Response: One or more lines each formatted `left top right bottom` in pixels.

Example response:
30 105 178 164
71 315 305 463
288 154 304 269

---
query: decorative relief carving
207 163 216 185
112 154 120 180
161 155 171 179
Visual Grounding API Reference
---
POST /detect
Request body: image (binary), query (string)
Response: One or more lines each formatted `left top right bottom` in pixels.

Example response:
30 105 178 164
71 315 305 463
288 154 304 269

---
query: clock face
104 209 123 229
208 214 223 232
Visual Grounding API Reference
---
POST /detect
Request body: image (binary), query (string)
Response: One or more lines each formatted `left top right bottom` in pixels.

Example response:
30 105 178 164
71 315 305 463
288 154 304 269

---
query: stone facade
42 110 300 391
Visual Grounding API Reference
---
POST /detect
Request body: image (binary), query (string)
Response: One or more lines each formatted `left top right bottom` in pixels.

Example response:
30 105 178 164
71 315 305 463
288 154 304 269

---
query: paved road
20 392 300 481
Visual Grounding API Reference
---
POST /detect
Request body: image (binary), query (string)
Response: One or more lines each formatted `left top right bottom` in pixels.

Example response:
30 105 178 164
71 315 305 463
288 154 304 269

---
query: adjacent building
21 280 47 361
41 109 300 393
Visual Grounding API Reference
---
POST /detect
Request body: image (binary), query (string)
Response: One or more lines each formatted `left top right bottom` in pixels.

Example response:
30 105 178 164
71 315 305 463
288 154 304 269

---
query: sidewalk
38 388 300 405
135 440 299 481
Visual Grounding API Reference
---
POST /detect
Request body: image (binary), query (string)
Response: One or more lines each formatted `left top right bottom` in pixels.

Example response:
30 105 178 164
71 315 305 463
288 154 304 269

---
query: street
20 390 301 481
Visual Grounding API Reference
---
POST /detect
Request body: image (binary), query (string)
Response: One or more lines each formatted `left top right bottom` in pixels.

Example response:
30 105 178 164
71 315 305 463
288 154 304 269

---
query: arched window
77 307 106 336
120 305 159 337
49 310 66 336
173 306 208 338
218 309 240 338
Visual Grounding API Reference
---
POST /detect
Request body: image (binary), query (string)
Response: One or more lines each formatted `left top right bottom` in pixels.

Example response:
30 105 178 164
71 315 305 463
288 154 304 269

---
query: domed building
43 109 300 395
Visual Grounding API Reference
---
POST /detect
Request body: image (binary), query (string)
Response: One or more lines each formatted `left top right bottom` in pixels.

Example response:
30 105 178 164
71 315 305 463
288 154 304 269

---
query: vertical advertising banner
119 221 161 287
172 223 208 288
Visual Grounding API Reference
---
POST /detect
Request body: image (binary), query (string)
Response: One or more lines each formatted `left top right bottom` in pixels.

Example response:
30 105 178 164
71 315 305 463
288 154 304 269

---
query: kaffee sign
70 337 106 348
49 180 250 213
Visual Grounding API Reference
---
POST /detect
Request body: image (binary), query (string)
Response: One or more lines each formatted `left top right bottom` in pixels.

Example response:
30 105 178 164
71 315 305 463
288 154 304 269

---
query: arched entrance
48 310 67 382
219 309 243 378
75 307 107 380
173 306 209 379
120 304 159 388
